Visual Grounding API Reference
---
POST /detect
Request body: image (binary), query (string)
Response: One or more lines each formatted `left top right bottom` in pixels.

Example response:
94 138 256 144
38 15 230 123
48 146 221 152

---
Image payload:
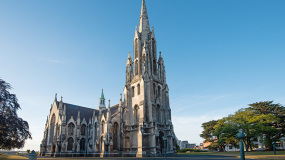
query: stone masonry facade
40 0 176 157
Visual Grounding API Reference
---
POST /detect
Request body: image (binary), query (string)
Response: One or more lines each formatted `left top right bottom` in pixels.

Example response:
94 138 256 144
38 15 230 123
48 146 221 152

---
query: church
40 0 176 157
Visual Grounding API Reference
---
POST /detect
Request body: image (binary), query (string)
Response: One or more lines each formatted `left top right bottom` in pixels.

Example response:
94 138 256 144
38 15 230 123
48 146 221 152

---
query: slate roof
65 103 97 123
63 102 120 123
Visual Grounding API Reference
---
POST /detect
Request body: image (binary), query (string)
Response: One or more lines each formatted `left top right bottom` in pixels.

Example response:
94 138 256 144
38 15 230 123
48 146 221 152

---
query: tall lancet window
135 60 138 75
134 105 139 123
94 123 97 141
49 114 55 144
68 123 75 136
67 137 74 151
132 86 135 97
135 39 138 58
113 122 119 151
81 124 86 136
101 121 105 133
137 83 140 95
153 60 157 74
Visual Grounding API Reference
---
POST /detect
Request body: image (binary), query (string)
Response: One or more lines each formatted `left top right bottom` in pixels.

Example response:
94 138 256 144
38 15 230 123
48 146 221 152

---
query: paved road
29 155 248 160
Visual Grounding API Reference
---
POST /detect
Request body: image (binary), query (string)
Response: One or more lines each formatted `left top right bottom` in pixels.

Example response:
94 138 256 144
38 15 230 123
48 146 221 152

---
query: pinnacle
100 89 105 99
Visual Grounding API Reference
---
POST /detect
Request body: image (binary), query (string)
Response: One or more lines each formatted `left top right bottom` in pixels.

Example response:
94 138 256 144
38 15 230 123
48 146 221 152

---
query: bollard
236 132 245 160
29 150 37 160
272 142 276 155
239 140 245 160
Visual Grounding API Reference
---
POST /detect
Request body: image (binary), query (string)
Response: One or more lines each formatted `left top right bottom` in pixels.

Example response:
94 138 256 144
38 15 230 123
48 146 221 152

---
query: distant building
181 141 189 149
186 143 196 149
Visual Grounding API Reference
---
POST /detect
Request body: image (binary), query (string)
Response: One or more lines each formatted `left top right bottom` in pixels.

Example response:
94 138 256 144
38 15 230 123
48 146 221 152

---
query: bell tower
123 0 175 157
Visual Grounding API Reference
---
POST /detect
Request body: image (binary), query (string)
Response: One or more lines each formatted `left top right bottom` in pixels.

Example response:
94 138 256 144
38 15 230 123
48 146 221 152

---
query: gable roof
63 102 120 123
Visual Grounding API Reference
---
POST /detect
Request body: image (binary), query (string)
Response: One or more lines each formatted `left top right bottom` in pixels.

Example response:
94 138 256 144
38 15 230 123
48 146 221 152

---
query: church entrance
159 131 164 154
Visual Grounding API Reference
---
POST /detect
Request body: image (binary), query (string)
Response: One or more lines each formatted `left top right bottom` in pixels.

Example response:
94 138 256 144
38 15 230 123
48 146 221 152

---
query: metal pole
164 140 166 160
239 140 245 160
273 143 276 155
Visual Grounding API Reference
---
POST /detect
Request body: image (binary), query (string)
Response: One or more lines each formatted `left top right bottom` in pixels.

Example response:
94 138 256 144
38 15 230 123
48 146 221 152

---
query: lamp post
163 135 167 160
236 132 245 160
272 142 276 155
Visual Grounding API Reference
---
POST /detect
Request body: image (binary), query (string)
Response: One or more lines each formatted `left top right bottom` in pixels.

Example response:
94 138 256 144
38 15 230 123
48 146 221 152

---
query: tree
248 101 284 150
213 118 239 152
225 108 279 151
0 79 32 150
200 120 218 142
200 120 219 150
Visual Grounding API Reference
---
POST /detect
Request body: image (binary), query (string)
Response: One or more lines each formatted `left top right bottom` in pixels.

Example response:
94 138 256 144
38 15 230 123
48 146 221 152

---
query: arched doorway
159 131 165 154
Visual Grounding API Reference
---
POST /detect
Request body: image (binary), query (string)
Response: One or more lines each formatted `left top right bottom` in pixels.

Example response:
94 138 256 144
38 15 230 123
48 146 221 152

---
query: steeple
98 89 106 109
139 0 150 40
100 89 105 99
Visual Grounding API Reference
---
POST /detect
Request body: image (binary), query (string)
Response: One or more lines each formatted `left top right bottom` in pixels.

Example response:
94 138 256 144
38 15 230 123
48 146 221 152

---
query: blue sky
1 0 285 151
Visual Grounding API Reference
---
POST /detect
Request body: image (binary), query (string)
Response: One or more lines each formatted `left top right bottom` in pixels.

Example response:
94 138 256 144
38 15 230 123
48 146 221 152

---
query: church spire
139 0 150 38
100 89 105 99
98 89 106 110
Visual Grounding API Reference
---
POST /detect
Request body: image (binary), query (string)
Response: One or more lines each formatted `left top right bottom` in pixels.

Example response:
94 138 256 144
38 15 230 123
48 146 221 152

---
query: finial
55 93 57 101
135 26 137 31
61 96 63 102
152 26 154 30
160 51 162 57
108 100 110 108
120 94 122 101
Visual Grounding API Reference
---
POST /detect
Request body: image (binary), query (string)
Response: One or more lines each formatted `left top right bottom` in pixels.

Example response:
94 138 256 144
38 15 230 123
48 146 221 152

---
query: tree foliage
0 79 32 150
200 120 218 142
248 101 285 149
201 101 283 151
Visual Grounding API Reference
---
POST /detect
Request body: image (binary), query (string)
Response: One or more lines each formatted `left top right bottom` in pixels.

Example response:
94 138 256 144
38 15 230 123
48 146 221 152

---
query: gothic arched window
137 83 140 95
135 39 138 58
113 122 119 151
81 124 86 136
89 124 92 136
67 137 74 151
153 60 157 74
153 83 156 95
135 60 138 75
134 105 139 123
158 86 161 96
132 86 135 97
80 138 85 151
101 121 105 133
49 114 56 144
94 122 97 143
68 123 75 136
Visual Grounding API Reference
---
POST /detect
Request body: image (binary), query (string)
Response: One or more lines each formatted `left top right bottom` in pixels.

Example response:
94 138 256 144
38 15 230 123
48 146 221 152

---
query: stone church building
40 0 176 157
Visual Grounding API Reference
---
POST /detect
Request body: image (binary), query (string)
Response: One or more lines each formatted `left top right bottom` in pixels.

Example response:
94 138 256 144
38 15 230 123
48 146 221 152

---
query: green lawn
0 155 28 160
178 151 285 156
178 151 285 159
